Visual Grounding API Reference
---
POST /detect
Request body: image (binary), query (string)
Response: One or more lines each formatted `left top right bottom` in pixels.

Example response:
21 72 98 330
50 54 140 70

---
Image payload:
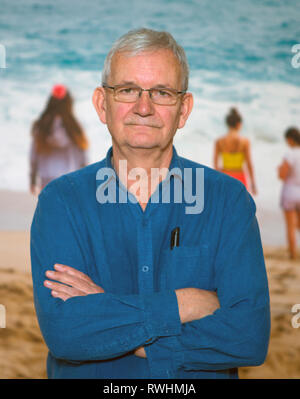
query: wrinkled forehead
108 49 183 88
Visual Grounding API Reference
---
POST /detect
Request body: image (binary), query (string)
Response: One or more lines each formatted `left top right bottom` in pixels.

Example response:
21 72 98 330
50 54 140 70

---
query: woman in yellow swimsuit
213 108 257 195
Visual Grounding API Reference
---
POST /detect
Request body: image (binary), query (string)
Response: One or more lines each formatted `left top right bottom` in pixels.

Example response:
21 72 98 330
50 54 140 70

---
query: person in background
278 127 300 260
29 84 89 195
213 107 257 195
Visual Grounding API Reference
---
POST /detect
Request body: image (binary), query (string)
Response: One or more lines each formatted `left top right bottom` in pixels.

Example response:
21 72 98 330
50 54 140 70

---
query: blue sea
0 0 299 207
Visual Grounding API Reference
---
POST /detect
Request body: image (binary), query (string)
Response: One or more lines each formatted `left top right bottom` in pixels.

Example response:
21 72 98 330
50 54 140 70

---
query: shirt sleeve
144 185 270 377
30 180 182 363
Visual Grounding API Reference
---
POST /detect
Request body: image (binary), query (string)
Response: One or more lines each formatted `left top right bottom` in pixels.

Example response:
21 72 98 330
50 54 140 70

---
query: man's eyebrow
116 81 174 88
152 84 174 89
117 81 138 86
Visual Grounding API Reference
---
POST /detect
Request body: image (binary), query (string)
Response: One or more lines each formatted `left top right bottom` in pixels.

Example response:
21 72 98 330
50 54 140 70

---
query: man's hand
134 346 147 358
134 288 220 359
175 287 220 324
44 264 104 301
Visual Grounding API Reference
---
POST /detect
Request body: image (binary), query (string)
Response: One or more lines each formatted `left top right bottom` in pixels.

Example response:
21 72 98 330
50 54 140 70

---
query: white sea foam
0 66 298 246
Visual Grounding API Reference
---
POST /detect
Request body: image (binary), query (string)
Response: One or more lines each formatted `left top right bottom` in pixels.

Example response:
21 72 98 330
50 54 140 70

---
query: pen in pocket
170 227 180 250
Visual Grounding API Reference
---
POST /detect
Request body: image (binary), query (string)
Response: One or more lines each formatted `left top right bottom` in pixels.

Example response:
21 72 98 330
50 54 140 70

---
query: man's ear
178 92 194 129
92 87 107 124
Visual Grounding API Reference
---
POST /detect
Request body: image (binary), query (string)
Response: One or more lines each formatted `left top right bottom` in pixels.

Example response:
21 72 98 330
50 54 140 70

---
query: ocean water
0 0 299 233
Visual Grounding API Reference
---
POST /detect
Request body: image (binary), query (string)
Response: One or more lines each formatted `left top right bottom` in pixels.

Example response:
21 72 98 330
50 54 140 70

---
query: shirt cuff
143 290 182 340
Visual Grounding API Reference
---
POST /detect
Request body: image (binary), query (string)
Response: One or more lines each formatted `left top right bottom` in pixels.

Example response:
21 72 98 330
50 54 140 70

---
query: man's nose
133 90 155 116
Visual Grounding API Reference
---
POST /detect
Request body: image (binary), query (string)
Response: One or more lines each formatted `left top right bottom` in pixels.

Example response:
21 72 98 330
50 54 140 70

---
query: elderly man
30 28 270 379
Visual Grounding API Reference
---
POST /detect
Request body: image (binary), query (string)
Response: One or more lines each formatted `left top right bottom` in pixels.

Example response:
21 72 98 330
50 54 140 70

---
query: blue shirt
30 146 270 379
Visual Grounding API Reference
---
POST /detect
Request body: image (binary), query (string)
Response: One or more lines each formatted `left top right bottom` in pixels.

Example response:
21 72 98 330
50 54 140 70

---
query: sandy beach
0 190 299 379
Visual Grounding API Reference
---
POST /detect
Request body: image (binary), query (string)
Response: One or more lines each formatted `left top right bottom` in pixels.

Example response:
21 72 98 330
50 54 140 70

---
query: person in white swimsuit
29 84 89 194
278 127 300 260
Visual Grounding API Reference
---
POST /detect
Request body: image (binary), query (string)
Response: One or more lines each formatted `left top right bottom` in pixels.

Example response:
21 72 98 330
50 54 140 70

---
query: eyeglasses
102 84 186 105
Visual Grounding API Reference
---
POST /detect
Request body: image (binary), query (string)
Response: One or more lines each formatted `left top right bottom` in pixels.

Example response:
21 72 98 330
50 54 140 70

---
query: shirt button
142 265 149 272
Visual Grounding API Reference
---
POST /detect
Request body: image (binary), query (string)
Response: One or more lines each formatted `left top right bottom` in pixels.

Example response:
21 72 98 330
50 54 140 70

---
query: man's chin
126 136 160 150
127 141 159 150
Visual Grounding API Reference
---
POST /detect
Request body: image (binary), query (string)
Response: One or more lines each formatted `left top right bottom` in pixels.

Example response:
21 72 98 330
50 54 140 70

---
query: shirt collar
104 145 185 185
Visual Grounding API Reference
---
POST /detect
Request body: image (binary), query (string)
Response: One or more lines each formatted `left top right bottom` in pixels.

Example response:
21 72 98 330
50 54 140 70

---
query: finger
44 280 86 297
46 260 105 292
51 290 71 302
45 270 92 292
45 271 103 295
54 264 93 283
134 347 147 358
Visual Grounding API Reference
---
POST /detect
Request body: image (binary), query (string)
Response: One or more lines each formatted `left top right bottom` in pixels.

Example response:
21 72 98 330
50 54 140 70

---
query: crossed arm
32 179 270 371
44 263 220 358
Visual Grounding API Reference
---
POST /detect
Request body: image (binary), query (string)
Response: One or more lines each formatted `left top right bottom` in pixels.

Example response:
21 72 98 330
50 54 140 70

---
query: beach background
0 0 300 378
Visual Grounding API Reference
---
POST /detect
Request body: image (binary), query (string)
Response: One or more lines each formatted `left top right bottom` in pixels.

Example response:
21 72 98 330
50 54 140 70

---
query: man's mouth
125 122 161 129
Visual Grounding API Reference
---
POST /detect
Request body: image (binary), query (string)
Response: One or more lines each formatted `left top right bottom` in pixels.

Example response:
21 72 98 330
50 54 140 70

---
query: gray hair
102 28 189 91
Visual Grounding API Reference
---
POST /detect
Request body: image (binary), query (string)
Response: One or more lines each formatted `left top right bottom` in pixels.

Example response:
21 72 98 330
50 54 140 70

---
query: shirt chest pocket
159 245 213 291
